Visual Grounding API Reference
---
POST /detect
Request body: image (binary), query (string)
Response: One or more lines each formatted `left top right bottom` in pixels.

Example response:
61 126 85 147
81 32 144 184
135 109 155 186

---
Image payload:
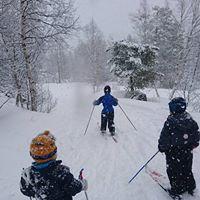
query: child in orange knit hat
20 131 88 200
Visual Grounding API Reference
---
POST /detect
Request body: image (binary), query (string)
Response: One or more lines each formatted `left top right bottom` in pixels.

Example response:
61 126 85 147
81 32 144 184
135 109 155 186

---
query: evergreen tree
131 4 184 89
108 40 158 92
130 0 152 44
150 6 184 88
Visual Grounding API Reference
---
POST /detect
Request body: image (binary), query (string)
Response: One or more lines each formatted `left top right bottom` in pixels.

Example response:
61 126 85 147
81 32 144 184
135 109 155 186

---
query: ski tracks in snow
2 84 200 200
54 85 177 200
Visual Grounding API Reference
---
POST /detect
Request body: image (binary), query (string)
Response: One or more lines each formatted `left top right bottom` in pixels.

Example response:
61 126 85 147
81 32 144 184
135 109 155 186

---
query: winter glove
80 179 88 191
158 144 168 153
192 143 199 149
93 100 97 106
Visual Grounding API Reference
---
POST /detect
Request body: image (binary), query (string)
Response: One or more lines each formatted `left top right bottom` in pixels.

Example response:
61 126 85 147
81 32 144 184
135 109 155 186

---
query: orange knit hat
30 131 57 163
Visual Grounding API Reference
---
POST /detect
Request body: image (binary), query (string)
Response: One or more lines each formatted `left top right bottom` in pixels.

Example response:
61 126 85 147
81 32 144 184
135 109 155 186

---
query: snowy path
0 83 200 200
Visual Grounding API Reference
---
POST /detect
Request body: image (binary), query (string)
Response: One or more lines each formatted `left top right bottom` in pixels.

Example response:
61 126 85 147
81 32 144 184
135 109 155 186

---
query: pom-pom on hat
39 130 56 141
30 130 57 163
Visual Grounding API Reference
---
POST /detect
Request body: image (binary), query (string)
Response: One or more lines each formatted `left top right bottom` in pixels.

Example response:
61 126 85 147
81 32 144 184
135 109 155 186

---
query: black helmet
104 85 111 94
168 97 187 114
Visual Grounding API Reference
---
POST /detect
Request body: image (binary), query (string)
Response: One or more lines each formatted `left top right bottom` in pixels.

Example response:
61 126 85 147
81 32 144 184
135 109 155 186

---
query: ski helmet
30 131 57 163
168 97 187 114
104 85 111 94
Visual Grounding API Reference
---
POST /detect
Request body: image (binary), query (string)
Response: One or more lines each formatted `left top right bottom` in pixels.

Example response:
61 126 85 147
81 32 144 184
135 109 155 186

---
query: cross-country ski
145 166 182 200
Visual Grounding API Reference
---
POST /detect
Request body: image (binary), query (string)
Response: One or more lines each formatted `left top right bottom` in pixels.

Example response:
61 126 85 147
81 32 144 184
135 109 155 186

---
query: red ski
145 166 182 200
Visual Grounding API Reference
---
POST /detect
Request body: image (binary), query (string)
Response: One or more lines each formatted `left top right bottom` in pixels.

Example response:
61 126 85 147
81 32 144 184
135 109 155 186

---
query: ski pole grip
79 168 84 180
79 169 89 200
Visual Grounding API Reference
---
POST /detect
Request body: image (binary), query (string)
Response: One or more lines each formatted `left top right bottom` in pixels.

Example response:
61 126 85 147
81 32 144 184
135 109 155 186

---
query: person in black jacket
158 97 200 198
20 131 88 200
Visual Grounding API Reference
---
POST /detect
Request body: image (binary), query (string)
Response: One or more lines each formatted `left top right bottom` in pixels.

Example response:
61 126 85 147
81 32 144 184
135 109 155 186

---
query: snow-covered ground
0 83 200 200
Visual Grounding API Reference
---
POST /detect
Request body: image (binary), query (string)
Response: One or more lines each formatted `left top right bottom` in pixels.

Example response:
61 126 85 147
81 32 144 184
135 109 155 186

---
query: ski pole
79 169 89 200
84 106 95 135
128 150 159 183
118 104 137 131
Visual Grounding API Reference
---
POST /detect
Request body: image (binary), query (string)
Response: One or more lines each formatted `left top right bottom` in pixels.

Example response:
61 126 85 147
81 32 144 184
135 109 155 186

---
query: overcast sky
75 0 165 40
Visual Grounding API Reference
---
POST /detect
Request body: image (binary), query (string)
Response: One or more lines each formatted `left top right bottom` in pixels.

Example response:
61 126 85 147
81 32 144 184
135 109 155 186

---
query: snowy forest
1 1 200 200
1 0 200 112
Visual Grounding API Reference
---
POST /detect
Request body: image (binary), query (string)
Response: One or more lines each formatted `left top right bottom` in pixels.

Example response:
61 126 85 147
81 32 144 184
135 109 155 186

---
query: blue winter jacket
94 93 118 113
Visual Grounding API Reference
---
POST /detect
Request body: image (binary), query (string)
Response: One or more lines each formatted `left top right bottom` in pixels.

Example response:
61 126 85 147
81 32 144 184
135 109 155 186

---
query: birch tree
0 0 78 111
170 0 200 102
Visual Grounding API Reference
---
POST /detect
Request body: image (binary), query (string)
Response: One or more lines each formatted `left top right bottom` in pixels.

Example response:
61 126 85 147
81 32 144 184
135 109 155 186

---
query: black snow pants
165 148 196 195
101 112 115 133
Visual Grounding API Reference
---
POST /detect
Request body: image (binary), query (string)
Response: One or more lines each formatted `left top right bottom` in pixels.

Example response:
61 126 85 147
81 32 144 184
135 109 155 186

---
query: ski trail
1 83 200 200
54 85 189 200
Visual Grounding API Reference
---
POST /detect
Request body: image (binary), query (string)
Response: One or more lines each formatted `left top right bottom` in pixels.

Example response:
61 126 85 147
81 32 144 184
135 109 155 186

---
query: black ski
111 135 118 143
97 123 118 143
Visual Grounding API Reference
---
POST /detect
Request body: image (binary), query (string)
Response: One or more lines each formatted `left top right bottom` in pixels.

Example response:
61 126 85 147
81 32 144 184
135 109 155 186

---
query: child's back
20 131 87 200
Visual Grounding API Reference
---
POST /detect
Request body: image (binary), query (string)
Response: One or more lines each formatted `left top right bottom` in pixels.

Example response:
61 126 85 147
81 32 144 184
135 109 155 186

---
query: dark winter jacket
158 112 200 153
20 160 83 200
94 94 118 113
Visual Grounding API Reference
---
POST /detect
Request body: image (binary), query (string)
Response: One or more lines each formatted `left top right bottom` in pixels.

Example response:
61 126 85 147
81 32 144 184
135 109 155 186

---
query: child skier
158 97 200 199
20 131 88 200
93 85 118 135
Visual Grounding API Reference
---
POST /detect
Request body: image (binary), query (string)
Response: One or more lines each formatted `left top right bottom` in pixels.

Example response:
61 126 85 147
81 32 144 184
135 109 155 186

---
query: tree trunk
20 0 37 111
153 82 160 98
11 46 24 108
169 64 183 100
187 42 200 102
129 76 135 92
57 48 62 83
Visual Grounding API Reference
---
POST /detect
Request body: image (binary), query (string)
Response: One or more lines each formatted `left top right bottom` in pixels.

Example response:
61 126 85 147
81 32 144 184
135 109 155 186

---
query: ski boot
188 189 196 196
167 190 182 200
110 131 115 136
172 195 182 200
